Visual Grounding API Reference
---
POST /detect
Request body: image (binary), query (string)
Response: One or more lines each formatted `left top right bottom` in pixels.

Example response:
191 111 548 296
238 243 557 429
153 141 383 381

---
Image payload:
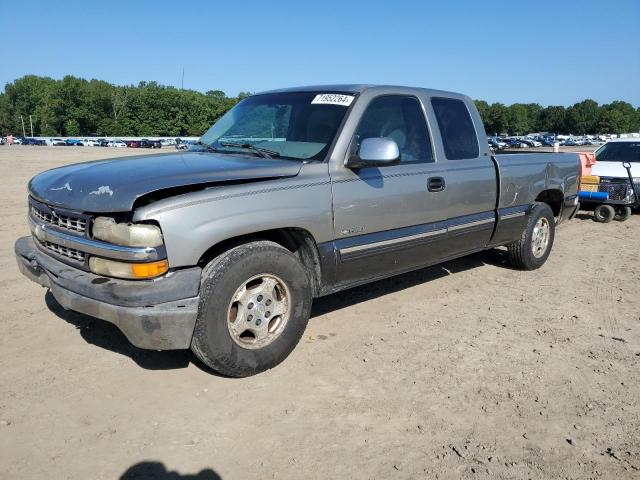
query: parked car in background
506 138 528 148
488 138 507 150
65 139 82 146
98 139 110 147
591 138 640 180
160 138 177 146
108 140 127 148
50 138 67 146
175 141 190 150
140 139 162 148
126 140 140 148
26 138 47 146
78 139 100 147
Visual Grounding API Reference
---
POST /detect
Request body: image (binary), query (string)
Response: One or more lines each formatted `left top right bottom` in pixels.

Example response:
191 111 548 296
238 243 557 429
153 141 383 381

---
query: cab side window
353 95 433 164
431 97 479 160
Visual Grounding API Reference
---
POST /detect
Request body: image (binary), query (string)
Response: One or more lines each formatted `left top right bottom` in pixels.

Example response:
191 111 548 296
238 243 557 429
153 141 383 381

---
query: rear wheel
614 206 632 222
507 202 555 270
191 241 312 377
593 204 615 223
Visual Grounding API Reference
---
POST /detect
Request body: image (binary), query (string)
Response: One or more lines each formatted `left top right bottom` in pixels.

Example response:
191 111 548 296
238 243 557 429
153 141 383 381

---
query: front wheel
191 241 312 377
507 202 555 270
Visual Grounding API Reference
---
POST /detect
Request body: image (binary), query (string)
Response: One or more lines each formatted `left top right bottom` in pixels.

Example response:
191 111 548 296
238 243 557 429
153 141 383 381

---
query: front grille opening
31 205 87 234
36 238 86 262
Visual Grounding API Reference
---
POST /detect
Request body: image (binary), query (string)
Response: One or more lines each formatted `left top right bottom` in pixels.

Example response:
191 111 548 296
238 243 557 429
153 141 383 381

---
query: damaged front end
16 196 201 350
17 150 303 349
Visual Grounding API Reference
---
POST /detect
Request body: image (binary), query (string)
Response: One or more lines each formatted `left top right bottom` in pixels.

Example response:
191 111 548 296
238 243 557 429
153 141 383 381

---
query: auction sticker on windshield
311 94 355 107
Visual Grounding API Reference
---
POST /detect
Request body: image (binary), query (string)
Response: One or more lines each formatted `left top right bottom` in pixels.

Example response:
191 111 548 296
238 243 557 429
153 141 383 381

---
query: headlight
92 217 163 247
89 257 168 279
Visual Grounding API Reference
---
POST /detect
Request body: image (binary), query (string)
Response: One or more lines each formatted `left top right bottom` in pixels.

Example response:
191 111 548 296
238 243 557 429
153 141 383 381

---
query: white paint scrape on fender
89 186 114 196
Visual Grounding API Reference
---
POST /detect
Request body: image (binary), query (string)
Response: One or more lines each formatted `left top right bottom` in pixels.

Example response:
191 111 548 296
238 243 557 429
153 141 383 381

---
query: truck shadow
120 462 222 479
311 248 510 317
45 292 192 370
573 212 594 221
45 248 509 372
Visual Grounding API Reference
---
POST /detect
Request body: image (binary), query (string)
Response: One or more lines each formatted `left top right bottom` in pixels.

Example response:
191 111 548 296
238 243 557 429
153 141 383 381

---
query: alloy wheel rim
227 274 291 349
531 217 550 258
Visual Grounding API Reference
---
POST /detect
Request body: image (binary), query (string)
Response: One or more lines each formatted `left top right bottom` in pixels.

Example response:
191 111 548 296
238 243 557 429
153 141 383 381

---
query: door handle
427 176 446 192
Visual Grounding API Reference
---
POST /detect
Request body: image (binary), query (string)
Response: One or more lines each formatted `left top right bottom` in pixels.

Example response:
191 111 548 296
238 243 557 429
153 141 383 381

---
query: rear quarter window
431 97 479 160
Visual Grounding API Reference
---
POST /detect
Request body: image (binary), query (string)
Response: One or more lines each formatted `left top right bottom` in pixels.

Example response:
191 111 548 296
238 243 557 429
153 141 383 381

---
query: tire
614 206 632 222
593 204 615 223
507 202 555 270
191 241 312 377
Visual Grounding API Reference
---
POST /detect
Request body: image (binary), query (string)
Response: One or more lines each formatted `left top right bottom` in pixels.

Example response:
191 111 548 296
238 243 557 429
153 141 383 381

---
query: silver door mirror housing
346 137 400 168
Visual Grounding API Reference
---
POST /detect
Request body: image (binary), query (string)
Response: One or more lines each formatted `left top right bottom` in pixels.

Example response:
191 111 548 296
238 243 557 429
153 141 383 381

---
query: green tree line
1 75 639 137
474 99 640 136
0 75 248 137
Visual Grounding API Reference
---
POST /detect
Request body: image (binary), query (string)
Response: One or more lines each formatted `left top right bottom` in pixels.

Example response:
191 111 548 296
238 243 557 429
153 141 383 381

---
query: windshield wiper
192 140 221 152
218 141 280 159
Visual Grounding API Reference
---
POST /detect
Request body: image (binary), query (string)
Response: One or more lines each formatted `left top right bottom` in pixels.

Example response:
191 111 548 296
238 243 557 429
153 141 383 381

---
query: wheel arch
535 189 564 218
197 228 324 297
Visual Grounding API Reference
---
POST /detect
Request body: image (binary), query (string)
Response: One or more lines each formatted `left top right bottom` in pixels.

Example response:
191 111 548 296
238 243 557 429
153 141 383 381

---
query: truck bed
493 153 580 211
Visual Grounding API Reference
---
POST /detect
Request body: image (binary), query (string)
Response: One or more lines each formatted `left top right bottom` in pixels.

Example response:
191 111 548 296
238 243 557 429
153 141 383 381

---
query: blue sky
2 0 638 106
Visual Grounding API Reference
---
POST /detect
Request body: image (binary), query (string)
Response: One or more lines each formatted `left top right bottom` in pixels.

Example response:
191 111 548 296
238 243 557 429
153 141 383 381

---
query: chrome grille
30 204 87 234
37 238 86 262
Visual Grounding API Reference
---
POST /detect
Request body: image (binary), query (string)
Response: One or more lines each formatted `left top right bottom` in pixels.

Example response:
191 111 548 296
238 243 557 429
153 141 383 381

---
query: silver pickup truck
15 85 580 376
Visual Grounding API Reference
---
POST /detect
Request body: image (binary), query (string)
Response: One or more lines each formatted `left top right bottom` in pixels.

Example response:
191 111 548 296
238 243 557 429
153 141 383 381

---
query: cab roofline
255 84 465 99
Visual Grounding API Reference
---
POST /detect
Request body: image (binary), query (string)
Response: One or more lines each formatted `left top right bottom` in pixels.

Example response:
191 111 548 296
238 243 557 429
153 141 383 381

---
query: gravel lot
1 146 638 479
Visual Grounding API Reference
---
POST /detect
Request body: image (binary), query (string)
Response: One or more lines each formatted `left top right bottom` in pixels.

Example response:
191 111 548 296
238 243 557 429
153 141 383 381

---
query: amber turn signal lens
89 257 169 280
131 260 169 278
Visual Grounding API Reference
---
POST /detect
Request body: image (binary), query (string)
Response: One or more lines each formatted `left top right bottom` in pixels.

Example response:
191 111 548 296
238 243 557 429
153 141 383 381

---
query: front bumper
15 236 201 350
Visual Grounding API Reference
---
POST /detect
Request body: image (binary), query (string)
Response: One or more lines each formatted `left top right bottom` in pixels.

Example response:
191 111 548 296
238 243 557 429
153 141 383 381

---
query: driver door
330 94 450 286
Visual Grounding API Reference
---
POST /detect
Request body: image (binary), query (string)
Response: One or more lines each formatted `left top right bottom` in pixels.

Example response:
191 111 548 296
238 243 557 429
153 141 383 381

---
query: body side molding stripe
339 228 447 255
337 211 496 258
448 218 494 232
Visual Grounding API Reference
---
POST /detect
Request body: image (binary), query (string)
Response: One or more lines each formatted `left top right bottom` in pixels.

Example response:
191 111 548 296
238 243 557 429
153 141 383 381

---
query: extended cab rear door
428 96 497 257
328 91 451 287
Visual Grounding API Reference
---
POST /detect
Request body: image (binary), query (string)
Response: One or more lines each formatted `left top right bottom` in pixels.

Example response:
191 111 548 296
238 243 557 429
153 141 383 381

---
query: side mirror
346 137 400 168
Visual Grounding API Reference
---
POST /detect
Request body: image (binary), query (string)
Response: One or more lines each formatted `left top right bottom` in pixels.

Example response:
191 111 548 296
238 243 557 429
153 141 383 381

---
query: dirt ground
0 146 638 480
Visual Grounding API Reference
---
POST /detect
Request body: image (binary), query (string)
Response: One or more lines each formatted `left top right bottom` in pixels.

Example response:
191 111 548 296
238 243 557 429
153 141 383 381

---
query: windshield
595 141 640 163
200 91 355 160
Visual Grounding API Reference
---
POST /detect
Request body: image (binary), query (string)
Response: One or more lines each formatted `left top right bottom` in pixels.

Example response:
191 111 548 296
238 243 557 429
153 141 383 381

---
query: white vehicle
591 139 640 180
80 139 100 147
50 138 67 146
160 138 177 146
108 140 128 148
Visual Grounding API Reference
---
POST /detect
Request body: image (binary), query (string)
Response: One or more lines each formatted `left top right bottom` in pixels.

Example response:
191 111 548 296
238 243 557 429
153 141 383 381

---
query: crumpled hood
28 152 303 212
591 161 638 179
